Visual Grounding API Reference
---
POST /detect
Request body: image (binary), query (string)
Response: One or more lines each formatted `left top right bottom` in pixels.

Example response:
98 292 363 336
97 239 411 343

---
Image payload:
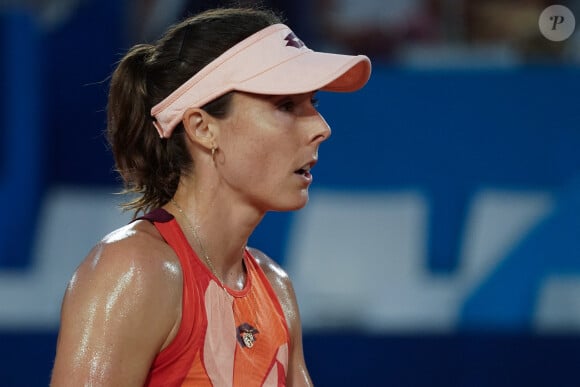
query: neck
167 177 264 289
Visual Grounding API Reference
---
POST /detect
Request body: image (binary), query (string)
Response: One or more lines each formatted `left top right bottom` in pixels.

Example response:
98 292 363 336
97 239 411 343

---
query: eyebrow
264 91 318 102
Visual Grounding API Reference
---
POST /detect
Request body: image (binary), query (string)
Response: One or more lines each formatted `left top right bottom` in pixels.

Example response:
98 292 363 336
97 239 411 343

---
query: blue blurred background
1 0 580 386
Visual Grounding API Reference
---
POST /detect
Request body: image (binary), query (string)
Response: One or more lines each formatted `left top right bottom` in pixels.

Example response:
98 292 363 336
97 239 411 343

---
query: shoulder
247 247 312 385
73 219 181 290
53 220 182 384
247 246 290 285
65 219 183 329
247 247 300 329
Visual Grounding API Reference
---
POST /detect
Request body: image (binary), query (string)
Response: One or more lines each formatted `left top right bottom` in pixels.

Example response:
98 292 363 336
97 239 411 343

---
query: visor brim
235 51 371 95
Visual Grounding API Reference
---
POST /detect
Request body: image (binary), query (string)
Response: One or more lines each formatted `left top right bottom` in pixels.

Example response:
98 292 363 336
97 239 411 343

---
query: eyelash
278 97 319 112
279 100 295 112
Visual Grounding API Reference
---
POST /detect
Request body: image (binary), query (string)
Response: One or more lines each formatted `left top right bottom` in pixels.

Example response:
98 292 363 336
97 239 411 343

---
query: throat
216 254 248 292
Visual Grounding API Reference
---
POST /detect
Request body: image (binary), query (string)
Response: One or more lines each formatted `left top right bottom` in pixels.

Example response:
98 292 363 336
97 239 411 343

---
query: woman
51 7 370 386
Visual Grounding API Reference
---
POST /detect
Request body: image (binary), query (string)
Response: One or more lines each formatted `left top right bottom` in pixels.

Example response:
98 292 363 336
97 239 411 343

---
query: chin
270 194 309 212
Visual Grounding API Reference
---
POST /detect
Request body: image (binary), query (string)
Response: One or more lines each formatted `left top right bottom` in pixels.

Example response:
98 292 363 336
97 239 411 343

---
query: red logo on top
284 32 305 48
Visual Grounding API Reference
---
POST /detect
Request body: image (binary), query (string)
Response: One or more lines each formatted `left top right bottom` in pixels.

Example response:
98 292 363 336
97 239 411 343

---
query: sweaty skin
52 221 183 385
51 222 312 386
51 91 326 386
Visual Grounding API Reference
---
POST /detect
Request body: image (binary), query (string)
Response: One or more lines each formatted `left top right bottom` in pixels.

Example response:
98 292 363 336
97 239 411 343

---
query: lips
294 160 316 176
294 166 310 176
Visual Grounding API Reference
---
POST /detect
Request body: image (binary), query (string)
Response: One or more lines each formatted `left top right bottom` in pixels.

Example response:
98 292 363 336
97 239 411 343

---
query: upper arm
249 247 313 387
51 227 182 386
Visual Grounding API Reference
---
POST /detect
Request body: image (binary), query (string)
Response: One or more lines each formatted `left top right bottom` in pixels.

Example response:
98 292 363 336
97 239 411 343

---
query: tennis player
51 7 370 386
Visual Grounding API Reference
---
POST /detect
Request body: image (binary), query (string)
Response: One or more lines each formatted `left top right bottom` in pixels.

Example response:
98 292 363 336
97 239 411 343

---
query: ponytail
107 44 190 216
106 8 283 216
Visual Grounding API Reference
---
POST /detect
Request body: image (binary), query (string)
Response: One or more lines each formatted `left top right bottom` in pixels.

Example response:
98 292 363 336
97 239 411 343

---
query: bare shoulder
247 247 312 385
63 220 182 343
72 219 181 293
247 247 300 330
247 246 290 285
52 220 183 384
65 219 183 329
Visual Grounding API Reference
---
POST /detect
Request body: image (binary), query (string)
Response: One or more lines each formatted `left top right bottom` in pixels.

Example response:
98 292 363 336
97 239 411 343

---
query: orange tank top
141 209 290 386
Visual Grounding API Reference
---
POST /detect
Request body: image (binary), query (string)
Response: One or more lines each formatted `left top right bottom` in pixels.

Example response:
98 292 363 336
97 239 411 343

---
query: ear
182 108 216 151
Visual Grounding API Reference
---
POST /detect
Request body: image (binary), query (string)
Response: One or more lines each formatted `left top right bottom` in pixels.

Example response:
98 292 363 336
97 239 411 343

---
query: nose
309 113 332 144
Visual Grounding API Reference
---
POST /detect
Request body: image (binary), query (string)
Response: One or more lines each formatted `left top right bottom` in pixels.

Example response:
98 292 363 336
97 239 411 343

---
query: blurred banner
2 1 580 386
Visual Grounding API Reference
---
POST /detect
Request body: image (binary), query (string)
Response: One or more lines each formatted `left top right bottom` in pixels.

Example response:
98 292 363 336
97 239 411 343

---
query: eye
278 99 295 112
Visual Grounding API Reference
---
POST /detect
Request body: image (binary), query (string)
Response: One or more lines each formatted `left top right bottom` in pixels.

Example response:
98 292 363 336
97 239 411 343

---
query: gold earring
211 146 217 157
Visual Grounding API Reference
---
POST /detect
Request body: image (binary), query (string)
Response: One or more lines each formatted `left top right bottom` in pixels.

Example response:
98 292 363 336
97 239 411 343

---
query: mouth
294 161 316 179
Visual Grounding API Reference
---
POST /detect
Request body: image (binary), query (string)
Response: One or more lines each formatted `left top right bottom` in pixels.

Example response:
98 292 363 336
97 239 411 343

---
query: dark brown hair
107 8 282 216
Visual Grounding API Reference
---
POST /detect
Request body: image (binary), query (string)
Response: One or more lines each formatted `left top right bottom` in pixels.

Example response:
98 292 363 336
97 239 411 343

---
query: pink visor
151 23 371 138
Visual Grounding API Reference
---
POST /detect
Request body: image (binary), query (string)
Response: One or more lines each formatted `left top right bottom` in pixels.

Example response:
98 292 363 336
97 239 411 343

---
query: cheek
221 136 277 180
239 138 283 176
218 111 298 185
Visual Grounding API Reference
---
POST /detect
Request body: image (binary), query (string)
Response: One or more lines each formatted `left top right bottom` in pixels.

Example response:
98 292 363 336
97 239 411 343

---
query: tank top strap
136 207 175 223
138 208 204 384
138 208 196 266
